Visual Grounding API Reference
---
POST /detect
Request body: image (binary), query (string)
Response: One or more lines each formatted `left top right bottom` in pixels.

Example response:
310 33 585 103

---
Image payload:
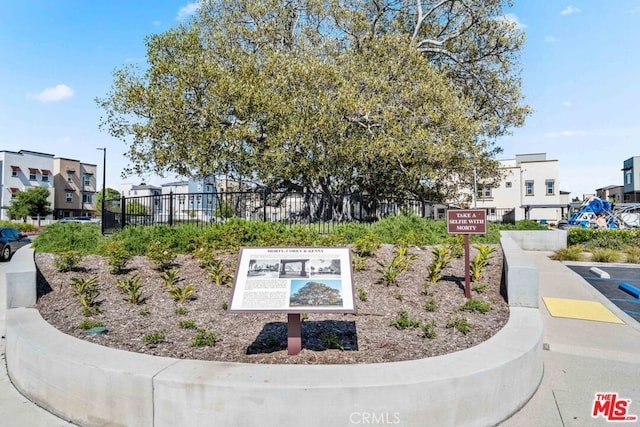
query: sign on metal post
446 209 487 298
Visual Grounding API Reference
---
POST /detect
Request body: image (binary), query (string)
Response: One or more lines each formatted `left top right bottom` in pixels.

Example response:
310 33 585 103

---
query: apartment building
0 150 56 220
473 153 570 223
622 156 640 202
53 158 98 219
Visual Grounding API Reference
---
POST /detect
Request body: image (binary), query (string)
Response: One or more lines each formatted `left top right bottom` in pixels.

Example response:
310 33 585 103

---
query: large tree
8 187 52 222
97 0 528 205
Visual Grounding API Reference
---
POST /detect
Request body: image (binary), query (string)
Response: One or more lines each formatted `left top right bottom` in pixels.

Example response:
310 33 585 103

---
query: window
42 170 49 182
627 170 633 185
545 180 555 195
489 208 496 215
477 185 492 199
83 174 91 187
82 194 92 204
505 182 512 188
9 188 19 199
29 169 37 180
11 166 20 177
525 180 534 196
67 172 73 183
66 192 73 203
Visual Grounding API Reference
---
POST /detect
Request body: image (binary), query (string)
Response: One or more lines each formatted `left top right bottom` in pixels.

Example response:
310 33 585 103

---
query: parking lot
567 264 640 323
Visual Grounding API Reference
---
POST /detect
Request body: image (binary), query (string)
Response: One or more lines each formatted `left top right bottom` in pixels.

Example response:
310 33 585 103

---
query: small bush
460 299 491 313
624 246 640 264
550 246 585 261
101 238 130 274
146 240 176 271
422 321 437 339
143 330 166 345
53 251 83 272
169 284 195 303
178 320 196 329
352 254 367 271
591 248 621 263
352 234 381 257
446 316 471 335
77 319 104 330
192 329 218 347
69 276 100 316
161 268 180 287
424 299 438 312
389 310 421 329
207 259 233 286
175 306 188 315
357 288 368 302
115 275 143 305
320 332 344 350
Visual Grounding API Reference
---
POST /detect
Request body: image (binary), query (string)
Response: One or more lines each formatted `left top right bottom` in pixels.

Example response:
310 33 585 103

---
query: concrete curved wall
5 238 544 427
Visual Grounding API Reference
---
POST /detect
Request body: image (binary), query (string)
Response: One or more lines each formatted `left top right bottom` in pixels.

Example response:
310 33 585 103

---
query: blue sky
1 1 638 198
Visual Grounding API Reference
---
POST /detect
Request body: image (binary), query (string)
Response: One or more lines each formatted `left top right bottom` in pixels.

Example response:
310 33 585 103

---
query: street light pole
97 148 106 235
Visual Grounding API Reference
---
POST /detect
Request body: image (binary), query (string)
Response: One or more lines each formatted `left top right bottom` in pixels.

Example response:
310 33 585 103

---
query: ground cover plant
32 215 545 364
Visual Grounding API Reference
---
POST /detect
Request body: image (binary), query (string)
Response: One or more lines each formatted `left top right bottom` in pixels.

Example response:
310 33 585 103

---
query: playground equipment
563 197 639 229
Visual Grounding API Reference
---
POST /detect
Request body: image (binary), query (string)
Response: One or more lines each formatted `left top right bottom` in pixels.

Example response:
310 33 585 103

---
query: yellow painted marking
543 297 624 324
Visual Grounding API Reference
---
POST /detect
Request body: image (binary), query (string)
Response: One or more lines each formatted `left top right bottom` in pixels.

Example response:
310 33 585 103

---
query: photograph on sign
229 247 355 313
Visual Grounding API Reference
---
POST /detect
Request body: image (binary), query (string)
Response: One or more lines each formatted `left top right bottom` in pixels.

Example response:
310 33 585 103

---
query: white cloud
544 35 556 43
546 130 587 138
561 101 572 107
561 6 581 16
177 2 201 21
29 84 74 103
497 13 527 30
152 20 162 27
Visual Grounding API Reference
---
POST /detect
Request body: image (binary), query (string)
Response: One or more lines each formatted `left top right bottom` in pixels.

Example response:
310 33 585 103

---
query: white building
0 150 55 220
473 153 570 224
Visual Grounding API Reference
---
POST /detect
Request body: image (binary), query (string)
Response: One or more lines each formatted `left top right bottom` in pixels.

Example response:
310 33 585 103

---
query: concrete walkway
0 260 74 426
501 252 640 427
1 251 639 426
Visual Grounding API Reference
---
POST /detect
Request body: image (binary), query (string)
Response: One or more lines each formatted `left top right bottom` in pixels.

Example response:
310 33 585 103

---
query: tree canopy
8 187 52 221
98 0 528 204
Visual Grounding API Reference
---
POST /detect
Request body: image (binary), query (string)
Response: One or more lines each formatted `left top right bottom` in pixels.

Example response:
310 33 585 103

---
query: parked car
59 216 92 223
0 227 32 261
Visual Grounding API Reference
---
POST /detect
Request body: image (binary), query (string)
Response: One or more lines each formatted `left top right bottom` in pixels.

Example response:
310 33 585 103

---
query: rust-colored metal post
464 233 471 299
287 313 302 355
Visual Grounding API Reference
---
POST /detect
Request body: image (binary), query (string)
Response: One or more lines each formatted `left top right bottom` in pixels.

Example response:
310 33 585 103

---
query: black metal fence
102 190 516 234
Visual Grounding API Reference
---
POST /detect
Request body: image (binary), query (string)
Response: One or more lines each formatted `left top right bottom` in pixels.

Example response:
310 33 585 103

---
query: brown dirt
34 244 508 364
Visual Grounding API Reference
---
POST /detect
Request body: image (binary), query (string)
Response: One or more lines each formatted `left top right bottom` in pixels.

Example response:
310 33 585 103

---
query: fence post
262 187 268 222
121 196 126 228
168 191 174 226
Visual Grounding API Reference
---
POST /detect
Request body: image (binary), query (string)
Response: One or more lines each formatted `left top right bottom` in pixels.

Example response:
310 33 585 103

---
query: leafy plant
77 319 104 330
221 301 228 310
143 330 166 345
207 259 233 286
178 319 196 329
352 234 381 257
424 299 438 312
160 268 180 287
395 293 404 302
192 328 218 347
460 299 491 313
445 235 464 258
320 332 344 350
115 275 143 305
69 276 100 316
473 244 496 262
389 310 421 329
422 321 437 339
352 254 367 271
357 288 368 302
146 240 175 271
101 238 130 274
550 246 585 261
472 283 488 294
168 283 195 303
393 245 418 272
175 306 187 315
591 248 620 263
54 251 83 272
446 316 471 335
138 307 150 316
426 246 451 284
469 253 487 281
375 258 402 286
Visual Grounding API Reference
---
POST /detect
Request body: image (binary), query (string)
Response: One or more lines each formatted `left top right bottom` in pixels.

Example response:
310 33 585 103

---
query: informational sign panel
228 247 355 313
446 209 487 235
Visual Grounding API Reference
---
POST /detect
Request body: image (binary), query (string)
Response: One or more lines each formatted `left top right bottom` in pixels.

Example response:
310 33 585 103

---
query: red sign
446 209 487 235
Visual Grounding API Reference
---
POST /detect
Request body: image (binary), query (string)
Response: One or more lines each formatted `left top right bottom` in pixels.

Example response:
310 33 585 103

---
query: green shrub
69 276 100 316
624 246 640 264
115 275 143 305
352 234 381 257
591 248 621 263
422 321 437 339
192 329 218 347
357 288 368 302
320 332 344 350
169 284 195 303
389 310 421 329
146 240 176 271
206 259 233 286
143 330 166 345
32 222 105 254
424 299 438 312
178 319 196 329
550 246 585 261
446 316 471 335
53 251 83 272
460 299 491 313
101 238 130 274
161 268 180 287
77 319 104 330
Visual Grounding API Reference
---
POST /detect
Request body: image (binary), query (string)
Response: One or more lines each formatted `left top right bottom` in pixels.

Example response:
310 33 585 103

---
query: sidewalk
0 262 74 427
501 251 640 426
